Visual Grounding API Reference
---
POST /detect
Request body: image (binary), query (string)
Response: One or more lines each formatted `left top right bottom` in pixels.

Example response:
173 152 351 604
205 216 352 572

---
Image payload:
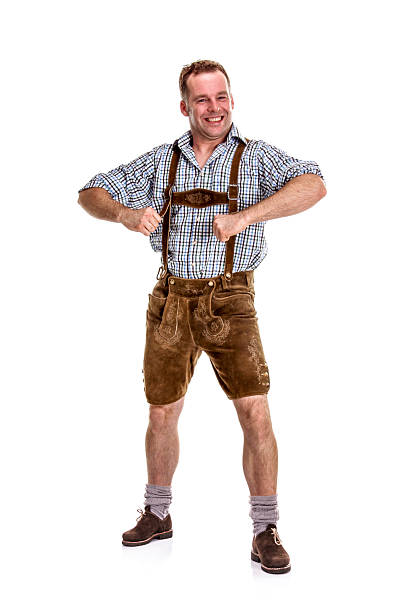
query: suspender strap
224 140 247 280
157 142 180 279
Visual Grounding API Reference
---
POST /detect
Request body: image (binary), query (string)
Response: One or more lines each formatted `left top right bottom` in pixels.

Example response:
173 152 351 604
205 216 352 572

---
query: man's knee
233 394 272 431
148 396 185 431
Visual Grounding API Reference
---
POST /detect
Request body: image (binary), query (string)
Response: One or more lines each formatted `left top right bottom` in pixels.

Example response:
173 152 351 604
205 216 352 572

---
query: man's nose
207 99 220 113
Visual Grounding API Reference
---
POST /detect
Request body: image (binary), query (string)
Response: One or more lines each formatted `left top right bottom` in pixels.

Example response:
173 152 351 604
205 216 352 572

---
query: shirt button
169 279 175 284
208 281 214 287
225 272 232 279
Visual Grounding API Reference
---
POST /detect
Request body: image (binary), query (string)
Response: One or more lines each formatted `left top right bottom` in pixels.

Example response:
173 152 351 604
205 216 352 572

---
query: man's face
180 70 234 142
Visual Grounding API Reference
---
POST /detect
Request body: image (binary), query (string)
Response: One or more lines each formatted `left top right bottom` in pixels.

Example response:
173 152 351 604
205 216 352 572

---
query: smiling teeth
207 117 222 122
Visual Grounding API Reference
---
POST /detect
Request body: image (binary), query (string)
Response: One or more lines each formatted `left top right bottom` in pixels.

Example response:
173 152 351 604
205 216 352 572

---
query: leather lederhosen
156 139 249 282
143 138 273 404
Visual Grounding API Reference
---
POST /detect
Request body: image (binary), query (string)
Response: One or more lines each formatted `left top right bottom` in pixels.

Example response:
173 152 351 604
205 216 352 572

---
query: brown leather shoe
251 523 291 574
122 505 173 546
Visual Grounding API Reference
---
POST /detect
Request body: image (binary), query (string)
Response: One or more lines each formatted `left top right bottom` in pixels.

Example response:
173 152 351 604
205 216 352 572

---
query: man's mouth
204 116 224 123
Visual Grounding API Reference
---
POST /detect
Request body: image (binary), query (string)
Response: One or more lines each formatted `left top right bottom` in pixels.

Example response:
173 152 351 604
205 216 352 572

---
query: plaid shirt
79 123 324 279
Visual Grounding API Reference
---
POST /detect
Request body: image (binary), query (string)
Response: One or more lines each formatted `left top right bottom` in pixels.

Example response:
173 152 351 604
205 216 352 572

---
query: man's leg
145 396 185 485
233 393 290 573
122 396 184 546
233 394 277 495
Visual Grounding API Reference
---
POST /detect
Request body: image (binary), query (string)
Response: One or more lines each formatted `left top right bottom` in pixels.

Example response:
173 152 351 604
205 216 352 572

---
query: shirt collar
176 122 247 152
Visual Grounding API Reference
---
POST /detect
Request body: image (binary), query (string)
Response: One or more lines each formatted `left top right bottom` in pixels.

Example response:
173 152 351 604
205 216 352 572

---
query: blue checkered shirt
79 123 324 279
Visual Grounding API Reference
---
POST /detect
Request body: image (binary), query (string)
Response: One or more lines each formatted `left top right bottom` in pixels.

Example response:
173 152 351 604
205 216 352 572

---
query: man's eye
218 96 227 100
198 99 206 103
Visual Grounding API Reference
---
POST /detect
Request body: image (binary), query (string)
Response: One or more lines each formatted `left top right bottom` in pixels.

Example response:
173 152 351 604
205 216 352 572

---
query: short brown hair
179 59 231 102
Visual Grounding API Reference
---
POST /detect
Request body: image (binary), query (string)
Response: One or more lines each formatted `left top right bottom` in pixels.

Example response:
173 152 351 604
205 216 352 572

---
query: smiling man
78 59 326 574
180 70 234 146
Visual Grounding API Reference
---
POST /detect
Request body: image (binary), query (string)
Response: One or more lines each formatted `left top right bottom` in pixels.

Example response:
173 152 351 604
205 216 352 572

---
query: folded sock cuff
249 494 279 533
144 484 172 519
249 494 278 503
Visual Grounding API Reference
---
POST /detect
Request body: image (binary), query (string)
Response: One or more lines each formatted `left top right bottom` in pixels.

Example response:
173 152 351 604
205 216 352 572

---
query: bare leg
145 396 185 485
233 394 278 495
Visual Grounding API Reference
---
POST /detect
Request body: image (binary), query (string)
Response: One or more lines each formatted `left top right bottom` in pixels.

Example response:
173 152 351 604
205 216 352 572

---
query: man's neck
190 128 231 163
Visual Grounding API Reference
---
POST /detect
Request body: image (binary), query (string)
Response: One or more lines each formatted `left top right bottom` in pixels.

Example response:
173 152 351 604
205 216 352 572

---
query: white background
1 0 407 609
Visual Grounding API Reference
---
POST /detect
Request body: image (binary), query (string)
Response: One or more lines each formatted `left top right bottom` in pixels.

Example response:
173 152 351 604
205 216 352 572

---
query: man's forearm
77 187 163 236
77 187 126 223
241 174 327 226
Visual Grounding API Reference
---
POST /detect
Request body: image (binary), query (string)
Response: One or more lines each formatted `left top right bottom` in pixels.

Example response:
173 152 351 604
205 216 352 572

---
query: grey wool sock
249 494 279 537
144 483 172 519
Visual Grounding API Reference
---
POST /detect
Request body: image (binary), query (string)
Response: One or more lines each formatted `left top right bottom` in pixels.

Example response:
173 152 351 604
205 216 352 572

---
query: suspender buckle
228 183 238 201
156 265 166 280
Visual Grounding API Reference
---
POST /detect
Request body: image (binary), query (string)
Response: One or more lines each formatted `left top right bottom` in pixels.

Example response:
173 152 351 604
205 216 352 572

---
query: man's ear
231 94 234 110
180 99 189 117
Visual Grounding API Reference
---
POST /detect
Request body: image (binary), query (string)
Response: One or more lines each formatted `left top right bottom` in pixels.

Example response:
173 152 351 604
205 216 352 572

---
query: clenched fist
119 206 162 236
213 211 248 242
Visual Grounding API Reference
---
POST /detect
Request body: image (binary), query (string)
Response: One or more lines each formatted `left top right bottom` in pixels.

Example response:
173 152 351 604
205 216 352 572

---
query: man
78 59 326 574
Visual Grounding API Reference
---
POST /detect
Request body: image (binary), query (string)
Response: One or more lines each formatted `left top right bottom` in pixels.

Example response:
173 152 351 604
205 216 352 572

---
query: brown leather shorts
143 270 270 405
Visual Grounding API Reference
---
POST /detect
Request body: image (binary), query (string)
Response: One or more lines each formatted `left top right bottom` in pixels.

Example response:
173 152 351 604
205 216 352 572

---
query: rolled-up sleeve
78 147 160 209
259 141 325 198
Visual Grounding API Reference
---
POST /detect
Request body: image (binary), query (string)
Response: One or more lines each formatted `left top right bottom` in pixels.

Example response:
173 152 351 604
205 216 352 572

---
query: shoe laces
135 507 146 523
267 526 282 546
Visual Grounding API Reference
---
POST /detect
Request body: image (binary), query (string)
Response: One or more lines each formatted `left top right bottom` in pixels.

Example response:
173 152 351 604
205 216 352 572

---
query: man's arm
78 187 162 236
78 146 164 236
213 174 327 242
243 173 326 224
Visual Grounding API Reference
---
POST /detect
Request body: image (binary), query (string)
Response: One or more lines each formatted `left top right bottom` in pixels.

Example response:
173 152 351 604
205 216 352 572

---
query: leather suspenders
224 140 246 280
157 139 249 281
157 142 181 280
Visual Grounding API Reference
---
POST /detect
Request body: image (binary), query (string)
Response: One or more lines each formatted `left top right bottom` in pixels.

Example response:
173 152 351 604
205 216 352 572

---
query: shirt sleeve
78 146 161 209
258 140 325 198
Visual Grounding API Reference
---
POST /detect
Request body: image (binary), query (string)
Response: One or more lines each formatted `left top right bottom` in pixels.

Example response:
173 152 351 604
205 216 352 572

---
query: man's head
179 60 234 143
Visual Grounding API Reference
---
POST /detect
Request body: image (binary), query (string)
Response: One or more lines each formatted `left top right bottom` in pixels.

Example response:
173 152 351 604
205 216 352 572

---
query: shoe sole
251 551 291 574
122 529 173 546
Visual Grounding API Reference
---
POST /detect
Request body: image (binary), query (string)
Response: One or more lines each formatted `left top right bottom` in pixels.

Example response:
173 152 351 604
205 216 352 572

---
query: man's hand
119 206 162 236
213 211 248 242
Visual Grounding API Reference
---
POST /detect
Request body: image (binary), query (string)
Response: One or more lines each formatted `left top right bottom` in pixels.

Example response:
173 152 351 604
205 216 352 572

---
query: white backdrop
1 0 407 610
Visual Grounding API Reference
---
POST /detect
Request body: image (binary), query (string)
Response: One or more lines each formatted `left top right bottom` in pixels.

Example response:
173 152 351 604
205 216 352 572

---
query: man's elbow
320 179 327 199
296 173 327 200
313 176 327 201
77 189 87 206
77 188 96 212
77 187 101 206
